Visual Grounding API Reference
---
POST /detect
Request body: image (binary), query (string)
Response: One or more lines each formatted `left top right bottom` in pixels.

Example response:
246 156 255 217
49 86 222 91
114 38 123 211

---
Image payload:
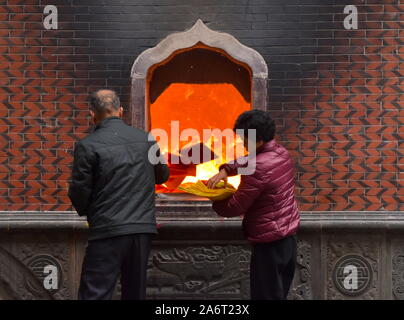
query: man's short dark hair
233 109 276 142
90 89 121 115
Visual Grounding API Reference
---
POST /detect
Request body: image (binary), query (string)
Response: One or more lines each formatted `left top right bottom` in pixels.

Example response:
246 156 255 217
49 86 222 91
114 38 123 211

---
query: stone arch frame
130 19 268 129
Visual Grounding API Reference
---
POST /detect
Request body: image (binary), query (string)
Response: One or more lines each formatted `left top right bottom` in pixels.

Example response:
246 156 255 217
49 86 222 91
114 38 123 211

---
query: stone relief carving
332 254 373 297
11 234 73 300
147 245 251 299
0 246 52 300
1 228 399 300
146 242 312 300
25 255 63 295
392 248 404 300
326 236 380 300
288 240 312 300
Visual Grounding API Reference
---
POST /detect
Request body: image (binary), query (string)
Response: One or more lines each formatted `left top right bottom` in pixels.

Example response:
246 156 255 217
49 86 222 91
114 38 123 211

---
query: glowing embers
150 83 250 193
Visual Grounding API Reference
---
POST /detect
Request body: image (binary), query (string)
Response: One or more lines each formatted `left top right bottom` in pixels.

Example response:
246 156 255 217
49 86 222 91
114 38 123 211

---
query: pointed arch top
131 19 268 80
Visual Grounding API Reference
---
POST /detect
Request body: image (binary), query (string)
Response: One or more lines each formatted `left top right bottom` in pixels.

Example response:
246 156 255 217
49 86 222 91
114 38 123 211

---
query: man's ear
119 106 124 117
89 110 97 124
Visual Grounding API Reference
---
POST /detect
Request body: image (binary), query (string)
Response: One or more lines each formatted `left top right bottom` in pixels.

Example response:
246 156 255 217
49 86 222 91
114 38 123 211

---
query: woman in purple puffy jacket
207 109 300 300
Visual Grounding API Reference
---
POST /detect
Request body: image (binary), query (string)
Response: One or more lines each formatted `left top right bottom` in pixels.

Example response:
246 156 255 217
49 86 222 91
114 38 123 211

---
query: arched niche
130 19 268 129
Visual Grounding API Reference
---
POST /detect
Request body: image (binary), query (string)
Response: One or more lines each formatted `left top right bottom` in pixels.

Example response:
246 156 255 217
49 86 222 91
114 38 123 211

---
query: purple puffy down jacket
212 139 300 243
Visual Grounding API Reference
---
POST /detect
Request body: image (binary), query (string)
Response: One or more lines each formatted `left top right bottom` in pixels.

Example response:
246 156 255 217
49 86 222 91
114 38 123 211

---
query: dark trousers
250 235 297 300
78 233 153 300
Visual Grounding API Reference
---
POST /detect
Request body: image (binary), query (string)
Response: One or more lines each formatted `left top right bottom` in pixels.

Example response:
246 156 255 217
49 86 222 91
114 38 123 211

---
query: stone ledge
0 211 403 232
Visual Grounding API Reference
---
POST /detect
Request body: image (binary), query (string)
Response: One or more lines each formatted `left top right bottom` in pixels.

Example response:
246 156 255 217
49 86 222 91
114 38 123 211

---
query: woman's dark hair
233 109 276 142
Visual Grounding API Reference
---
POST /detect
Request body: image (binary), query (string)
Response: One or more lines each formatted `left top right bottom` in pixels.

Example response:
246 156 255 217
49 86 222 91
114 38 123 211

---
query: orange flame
151 83 250 193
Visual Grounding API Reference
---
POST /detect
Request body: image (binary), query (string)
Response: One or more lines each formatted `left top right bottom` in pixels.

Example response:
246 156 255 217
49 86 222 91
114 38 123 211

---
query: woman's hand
207 169 228 189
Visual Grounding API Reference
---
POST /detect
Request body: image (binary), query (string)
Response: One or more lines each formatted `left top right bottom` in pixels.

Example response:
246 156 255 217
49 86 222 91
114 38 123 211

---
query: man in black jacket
69 89 169 300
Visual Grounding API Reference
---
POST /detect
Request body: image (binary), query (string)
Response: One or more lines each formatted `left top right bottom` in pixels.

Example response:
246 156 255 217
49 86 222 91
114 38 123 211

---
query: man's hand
207 169 228 189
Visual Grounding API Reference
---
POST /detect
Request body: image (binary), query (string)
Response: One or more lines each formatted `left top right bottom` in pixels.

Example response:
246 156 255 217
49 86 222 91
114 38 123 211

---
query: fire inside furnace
151 83 250 193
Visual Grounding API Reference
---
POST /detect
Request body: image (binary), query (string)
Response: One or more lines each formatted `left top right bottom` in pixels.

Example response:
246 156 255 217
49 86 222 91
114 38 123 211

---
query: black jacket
68 116 169 240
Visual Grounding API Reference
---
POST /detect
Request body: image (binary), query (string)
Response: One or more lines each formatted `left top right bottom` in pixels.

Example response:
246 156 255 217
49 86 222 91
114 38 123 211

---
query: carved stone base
0 211 403 300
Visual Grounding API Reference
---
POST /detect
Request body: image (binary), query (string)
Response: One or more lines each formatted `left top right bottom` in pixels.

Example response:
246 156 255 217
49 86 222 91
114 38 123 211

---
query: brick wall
0 0 402 212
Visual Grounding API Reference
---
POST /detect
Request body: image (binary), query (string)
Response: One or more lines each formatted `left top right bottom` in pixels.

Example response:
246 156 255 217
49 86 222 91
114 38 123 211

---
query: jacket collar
256 139 278 154
94 116 122 131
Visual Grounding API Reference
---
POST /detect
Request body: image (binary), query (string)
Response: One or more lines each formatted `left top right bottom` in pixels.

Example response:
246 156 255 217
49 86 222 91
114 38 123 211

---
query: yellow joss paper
178 180 237 201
